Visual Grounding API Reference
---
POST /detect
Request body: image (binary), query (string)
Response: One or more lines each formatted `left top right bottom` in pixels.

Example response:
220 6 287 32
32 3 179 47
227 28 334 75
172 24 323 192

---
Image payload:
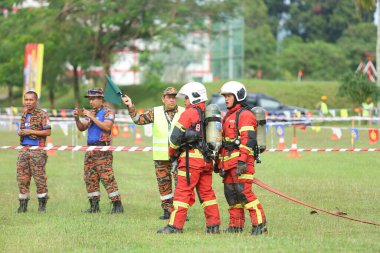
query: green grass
0 124 379 253
0 79 352 110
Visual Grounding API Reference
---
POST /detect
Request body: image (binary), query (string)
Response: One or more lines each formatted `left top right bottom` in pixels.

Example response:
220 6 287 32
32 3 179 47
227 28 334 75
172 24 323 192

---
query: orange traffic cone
122 124 130 138
278 136 286 149
111 125 119 137
331 132 339 141
287 137 301 158
46 137 56 156
134 128 142 144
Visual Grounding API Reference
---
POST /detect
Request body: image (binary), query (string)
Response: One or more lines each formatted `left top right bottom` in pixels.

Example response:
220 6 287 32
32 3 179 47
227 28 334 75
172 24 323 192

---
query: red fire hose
253 178 380 227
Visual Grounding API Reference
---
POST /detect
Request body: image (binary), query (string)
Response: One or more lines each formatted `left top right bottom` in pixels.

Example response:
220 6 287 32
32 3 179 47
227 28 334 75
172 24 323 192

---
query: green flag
104 74 122 105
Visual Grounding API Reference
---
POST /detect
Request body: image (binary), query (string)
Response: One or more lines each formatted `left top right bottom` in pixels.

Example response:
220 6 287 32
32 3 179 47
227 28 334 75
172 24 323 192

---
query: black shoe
159 209 170 220
83 198 100 213
110 200 124 214
17 199 29 213
206 225 220 234
251 222 268 235
38 197 48 213
157 225 183 234
224 226 243 233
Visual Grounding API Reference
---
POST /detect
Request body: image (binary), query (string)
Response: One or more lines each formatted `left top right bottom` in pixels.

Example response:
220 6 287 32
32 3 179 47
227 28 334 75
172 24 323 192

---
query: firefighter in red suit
157 82 221 234
217 81 267 235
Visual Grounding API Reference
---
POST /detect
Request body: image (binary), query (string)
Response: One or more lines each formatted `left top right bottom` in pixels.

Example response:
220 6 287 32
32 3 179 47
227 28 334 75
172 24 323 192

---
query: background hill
0 80 352 111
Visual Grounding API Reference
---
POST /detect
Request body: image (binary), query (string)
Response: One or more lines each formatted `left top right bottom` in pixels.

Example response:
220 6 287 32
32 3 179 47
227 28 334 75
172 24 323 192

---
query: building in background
109 17 244 86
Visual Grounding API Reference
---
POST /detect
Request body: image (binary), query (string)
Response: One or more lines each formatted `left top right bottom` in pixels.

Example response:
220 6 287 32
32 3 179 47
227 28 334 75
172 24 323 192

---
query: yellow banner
23 43 44 97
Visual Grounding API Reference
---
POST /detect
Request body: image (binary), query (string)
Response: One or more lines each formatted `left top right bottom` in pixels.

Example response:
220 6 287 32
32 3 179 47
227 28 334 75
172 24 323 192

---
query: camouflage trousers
84 151 121 202
154 160 178 212
16 149 48 199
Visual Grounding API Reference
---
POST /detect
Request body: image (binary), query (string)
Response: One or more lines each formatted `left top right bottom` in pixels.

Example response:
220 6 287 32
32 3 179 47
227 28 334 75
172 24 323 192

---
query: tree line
0 0 378 108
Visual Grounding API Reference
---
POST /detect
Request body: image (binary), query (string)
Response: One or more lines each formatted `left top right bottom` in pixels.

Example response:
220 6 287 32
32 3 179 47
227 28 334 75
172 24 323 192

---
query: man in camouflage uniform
122 87 184 219
17 91 51 213
73 88 124 214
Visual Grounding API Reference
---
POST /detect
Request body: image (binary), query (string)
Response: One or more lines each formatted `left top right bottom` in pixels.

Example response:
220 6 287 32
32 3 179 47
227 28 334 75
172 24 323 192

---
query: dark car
208 93 310 121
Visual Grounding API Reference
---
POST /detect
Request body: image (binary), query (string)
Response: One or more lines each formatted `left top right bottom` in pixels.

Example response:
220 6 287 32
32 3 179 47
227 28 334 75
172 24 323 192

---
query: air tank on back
251 106 267 153
205 104 222 159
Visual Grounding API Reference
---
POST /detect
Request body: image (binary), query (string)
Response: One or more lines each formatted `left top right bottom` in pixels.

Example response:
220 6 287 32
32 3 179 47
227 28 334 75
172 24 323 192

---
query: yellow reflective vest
153 106 185 160
362 102 374 117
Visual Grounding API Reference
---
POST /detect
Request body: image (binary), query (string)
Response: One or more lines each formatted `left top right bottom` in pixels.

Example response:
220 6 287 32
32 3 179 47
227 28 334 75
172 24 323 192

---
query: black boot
251 222 268 235
159 209 170 220
83 197 100 213
157 225 183 234
110 200 124 214
206 225 220 234
17 199 29 213
38 197 48 213
224 226 243 233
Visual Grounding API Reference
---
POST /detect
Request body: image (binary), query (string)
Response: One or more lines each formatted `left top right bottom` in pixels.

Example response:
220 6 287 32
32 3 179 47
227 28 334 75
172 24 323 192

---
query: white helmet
176 82 208 104
220 81 247 102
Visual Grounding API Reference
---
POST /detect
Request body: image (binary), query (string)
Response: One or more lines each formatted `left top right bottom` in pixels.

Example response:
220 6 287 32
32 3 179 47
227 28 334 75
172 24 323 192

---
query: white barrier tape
1 146 379 152
266 115 380 122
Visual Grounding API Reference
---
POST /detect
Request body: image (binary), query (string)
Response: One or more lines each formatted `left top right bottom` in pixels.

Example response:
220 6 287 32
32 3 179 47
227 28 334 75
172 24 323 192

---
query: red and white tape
0 146 153 152
1 146 380 152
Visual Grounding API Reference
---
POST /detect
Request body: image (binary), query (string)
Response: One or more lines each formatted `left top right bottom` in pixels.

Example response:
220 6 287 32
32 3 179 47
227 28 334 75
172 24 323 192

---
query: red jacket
169 102 212 170
218 104 256 171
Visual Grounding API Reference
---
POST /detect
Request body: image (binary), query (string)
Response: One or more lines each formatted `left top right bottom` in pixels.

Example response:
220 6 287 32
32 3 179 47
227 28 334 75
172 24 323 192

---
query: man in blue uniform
73 88 124 214
17 90 51 213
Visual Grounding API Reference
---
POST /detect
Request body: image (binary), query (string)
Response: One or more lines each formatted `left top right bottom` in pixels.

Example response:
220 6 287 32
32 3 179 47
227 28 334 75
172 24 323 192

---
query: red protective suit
218 103 266 228
168 102 220 229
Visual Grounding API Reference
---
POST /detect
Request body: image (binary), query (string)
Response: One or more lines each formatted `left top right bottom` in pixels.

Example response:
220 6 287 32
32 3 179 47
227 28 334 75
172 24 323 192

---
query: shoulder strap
235 107 255 137
235 108 245 138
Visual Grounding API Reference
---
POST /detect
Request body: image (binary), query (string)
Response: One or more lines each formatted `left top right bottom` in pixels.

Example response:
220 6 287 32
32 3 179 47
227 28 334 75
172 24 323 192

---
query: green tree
58 0 239 78
285 0 368 43
243 0 277 78
354 0 379 89
339 72 380 106
280 38 347 80
337 23 376 70
0 7 40 106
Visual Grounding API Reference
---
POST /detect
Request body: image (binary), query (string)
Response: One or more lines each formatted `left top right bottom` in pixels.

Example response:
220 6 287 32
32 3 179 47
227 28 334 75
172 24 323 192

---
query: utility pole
228 20 234 79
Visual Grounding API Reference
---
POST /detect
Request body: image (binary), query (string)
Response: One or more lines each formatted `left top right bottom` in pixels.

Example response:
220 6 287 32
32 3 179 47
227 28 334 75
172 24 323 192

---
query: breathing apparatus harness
222 106 263 164
179 106 211 185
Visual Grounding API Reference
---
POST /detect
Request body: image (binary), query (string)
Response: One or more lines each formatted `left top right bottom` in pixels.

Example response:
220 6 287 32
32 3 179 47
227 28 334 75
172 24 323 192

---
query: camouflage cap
85 88 104 98
162 87 177 96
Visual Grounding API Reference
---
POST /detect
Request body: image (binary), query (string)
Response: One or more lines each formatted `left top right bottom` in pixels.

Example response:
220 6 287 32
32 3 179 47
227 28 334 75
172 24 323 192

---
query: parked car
208 93 310 121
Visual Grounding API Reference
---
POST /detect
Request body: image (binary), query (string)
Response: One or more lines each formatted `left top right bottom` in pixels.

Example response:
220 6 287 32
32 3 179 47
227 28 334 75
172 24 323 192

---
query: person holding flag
121 87 185 220
73 88 124 214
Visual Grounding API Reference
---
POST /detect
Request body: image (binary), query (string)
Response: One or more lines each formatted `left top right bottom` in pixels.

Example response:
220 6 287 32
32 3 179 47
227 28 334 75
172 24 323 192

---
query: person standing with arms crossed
17 91 51 213
73 88 124 214
122 87 185 219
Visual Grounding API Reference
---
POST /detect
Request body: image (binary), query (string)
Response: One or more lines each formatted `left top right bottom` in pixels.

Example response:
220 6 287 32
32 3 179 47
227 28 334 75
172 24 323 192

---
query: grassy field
0 123 379 253
0 79 352 110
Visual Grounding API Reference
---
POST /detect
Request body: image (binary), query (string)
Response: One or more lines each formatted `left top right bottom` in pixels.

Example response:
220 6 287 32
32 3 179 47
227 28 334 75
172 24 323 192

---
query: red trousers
168 165 220 229
223 168 266 227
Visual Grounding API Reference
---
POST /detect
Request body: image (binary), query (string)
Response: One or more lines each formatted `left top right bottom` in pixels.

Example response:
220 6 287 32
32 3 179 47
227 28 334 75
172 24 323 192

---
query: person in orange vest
157 82 221 234
216 81 267 235
16 91 51 213
73 88 124 214
122 87 185 220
